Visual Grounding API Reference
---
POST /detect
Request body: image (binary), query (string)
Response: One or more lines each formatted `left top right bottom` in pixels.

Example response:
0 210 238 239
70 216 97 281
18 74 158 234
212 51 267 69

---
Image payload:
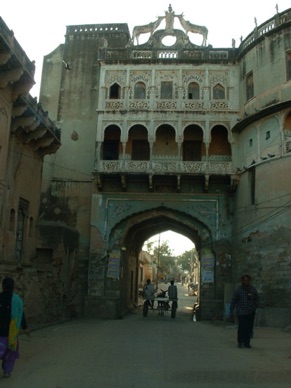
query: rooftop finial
168 4 172 12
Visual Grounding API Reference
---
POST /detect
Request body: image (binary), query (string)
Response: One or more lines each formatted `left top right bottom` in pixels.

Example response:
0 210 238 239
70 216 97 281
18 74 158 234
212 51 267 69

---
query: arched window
213 83 225 100
188 82 200 99
109 83 121 99
134 82 146 99
103 125 121 160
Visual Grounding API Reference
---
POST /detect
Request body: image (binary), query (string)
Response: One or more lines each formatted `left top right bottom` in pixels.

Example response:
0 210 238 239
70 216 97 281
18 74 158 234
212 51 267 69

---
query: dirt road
2 284 291 387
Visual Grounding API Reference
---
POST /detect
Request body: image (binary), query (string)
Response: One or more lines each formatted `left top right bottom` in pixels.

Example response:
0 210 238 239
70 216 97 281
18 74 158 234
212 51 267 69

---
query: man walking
168 278 178 318
230 274 259 348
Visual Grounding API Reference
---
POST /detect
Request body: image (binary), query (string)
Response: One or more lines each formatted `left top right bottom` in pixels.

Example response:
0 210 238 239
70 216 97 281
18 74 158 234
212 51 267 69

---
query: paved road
2 284 291 387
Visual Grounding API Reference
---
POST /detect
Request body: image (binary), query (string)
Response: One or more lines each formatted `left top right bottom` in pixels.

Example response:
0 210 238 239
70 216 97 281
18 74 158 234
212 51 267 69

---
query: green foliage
145 241 155 253
176 249 196 272
154 240 174 276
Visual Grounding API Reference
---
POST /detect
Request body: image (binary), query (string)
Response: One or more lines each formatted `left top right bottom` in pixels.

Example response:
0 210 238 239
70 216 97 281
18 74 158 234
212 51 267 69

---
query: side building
39 7 291 326
0 17 64 324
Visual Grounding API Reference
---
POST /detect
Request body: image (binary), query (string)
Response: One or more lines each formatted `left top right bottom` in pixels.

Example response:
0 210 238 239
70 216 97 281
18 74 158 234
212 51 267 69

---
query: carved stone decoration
175 14 208 46
129 101 150 109
131 5 208 47
132 16 165 45
105 71 126 85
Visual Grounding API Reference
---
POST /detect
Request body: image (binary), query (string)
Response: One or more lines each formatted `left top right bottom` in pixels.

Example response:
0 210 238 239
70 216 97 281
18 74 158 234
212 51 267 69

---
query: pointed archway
107 206 214 316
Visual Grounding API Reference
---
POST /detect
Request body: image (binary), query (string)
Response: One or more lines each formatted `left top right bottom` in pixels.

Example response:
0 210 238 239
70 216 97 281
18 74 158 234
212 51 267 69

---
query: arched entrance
85 203 226 319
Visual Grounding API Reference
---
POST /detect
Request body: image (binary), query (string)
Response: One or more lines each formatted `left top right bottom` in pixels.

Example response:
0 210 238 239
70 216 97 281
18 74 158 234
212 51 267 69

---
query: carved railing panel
97 160 232 175
125 161 150 172
129 101 150 109
105 101 124 109
156 101 177 110
183 101 205 110
180 161 207 173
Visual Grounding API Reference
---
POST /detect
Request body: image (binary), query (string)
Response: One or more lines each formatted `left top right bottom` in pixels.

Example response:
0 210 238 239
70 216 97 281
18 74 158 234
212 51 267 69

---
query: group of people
0 273 258 380
0 277 29 378
142 278 178 310
142 274 259 349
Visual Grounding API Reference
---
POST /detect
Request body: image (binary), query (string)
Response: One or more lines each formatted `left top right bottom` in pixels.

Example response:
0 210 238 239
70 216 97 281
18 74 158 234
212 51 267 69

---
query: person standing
143 279 157 309
229 274 259 348
168 278 178 318
0 277 29 378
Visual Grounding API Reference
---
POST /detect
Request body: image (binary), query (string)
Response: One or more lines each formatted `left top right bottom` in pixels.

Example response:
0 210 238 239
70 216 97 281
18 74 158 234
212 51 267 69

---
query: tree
145 241 155 254
153 240 175 278
176 249 196 272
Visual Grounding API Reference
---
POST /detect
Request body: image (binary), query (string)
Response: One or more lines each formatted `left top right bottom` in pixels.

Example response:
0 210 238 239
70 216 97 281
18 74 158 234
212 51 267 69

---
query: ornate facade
39 6 291 325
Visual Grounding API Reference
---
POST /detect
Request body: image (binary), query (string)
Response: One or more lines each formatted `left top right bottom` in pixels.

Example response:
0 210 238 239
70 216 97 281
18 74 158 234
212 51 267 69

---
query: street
2 283 291 387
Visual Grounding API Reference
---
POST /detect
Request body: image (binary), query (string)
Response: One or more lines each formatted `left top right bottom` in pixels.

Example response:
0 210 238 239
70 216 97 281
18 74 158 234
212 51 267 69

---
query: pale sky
1 0 290 98
143 231 194 256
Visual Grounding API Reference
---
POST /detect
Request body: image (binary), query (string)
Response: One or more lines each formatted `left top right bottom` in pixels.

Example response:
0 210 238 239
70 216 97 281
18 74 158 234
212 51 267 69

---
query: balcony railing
96 160 232 175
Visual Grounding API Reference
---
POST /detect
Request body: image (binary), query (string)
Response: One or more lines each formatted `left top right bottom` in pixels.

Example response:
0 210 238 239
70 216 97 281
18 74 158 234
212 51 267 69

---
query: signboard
201 270 214 283
201 256 214 284
107 250 120 279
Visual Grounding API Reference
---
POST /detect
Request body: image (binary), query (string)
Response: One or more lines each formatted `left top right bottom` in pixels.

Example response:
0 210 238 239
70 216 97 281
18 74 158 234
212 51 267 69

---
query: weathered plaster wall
232 157 291 326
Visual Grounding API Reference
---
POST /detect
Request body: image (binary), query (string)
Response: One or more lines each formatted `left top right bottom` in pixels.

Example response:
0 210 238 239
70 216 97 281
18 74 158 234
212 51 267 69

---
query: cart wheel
143 300 149 317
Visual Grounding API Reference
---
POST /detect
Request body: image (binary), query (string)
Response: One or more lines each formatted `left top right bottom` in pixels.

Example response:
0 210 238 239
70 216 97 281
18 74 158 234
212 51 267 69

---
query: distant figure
143 279 157 309
0 277 29 378
168 278 178 318
229 274 259 349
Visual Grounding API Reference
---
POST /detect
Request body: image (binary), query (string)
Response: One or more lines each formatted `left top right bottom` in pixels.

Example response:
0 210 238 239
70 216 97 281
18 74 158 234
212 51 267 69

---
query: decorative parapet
131 51 153 59
104 99 230 112
97 160 232 175
109 48 234 62
66 23 130 36
241 8 291 51
157 51 178 59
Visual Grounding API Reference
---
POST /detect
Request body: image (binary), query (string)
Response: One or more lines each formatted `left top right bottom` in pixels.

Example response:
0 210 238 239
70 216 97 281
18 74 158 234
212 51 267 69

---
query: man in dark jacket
168 278 178 317
230 274 259 349
0 277 29 377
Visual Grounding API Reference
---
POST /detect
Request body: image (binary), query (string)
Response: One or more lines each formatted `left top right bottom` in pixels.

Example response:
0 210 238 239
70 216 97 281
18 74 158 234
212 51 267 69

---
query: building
39 6 291 325
0 17 63 324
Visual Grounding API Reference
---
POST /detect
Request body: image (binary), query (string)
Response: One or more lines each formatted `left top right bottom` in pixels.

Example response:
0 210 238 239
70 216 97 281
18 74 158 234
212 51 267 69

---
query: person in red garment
0 277 29 378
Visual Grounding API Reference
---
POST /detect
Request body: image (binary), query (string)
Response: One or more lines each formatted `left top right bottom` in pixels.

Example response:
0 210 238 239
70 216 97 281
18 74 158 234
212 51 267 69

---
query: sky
1 0 290 98
1 0 290 255
142 231 194 256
